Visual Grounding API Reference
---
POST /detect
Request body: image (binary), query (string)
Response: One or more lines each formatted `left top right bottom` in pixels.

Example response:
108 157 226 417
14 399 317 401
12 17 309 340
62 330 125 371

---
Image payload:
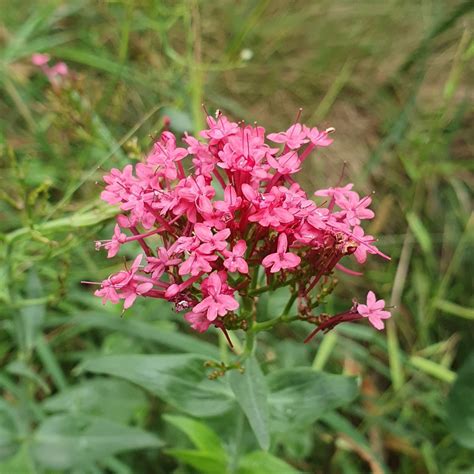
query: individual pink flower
267 151 301 175
351 226 379 264
214 185 242 217
176 175 215 220
262 233 301 273
303 126 333 147
247 188 294 229
223 240 248 274
147 132 188 179
32 53 50 66
32 54 69 85
120 280 154 309
268 124 308 149
335 193 375 226
94 255 152 309
184 311 211 332
307 207 330 230
194 223 230 253
145 247 181 279
179 250 218 276
192 272 239 321
357 291 391 330
101 165 137 205
49 62 68 78
95 224 127 258
314 184 355 200
201 114 239 141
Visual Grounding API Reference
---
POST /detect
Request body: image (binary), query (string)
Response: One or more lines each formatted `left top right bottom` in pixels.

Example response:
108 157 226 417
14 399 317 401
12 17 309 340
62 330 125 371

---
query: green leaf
321 412 390 474
163 415 227 458
15 270 45 354
267 368 358 431
406 211 433 255
446 355 474 448
79 354 235 417
35 335 68 391
32 414 161 471
435 299 474 320
52 47 140 82
0 401 21 461
229 357 270 451
6 360 50 395
0 445 34 474
54 312 219 358
237 451 297 474
43 378 147 423
165 449 227 474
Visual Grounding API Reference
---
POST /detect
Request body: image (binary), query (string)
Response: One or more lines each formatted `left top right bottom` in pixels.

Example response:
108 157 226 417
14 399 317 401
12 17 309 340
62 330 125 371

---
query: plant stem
242 329 256 358
253 314 299 332
253 292 298 332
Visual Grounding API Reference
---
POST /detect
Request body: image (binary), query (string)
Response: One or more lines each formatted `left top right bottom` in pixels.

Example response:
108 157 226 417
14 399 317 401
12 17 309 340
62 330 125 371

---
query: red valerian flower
262 233 301 273
87 110 391 339
357 291 391 330
223 241 249 274
192 272 239 321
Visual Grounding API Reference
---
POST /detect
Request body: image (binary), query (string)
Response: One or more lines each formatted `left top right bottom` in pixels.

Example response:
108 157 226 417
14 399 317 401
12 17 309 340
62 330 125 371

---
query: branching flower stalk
87 110 392 347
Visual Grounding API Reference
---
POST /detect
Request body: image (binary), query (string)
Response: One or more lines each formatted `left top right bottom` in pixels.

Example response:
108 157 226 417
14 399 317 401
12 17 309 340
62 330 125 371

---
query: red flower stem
177 161 186 180
130 227 153 256
213 169 226 189
303 310 362 343
127 226 165 242
143 289 166 298
299 143 315 163
215 321 234 349
134 275 168 288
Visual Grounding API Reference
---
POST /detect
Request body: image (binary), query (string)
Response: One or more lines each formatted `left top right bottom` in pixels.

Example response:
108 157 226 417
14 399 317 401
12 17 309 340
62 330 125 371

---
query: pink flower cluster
32 54 68 86
91 111 391 334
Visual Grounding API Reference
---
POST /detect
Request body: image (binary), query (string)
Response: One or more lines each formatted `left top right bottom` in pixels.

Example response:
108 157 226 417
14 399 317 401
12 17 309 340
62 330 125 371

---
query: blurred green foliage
0 0 473 472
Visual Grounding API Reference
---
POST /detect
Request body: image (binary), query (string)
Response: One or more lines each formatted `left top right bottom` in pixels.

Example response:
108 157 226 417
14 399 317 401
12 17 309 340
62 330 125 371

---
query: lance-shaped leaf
79 354 235 417
229 356 270 451
32 414 161 471
267 368 358 431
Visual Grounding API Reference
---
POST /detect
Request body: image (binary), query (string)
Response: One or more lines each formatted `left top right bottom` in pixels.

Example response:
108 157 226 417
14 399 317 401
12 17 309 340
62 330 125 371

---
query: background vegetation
0 1 473 473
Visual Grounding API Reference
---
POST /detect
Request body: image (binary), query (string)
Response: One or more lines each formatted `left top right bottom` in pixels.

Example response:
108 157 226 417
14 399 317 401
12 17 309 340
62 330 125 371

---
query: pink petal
267 133 286 143
215 228 231 241
123 293 137 309
270 261 282 273
237 259 249 274
137 282 153 295
233 240 247 256
366 291 376 306
32 53 50 66
368 315 385 330
193 297 211 314
207 273 222 294
241 183 257 201
262 254 278 268
377 310 391 320
194 223 211 241
373 299 385 310
282 252 301 268
206 305 219 321
218 294 239 311
357 304 369 316
277 233 288 253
